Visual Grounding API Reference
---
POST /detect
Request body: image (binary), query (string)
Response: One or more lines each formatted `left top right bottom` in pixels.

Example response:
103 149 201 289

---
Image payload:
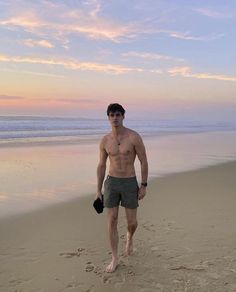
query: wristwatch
141 182 148 187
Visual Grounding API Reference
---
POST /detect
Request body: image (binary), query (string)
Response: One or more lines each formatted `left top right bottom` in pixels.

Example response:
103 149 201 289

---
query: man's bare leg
125 208 138 255
106 207 119 272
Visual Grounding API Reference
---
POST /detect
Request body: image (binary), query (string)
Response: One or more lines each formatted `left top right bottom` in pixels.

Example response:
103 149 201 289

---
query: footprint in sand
85 264 95 272
170 264 207 271
59 247 85 258
93 266 103 276
127 269 135 276
161 221 176 232
102 273 126 285
102 275 111 284
9 277 32 287
66 280 83 289
142 222 155 232
84 261 103 276
59 251 80 258
9 279 23 286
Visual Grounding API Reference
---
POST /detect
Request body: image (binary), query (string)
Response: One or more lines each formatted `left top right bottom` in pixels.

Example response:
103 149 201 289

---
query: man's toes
106 261 118 273
106 266 114 273
106 264 111 273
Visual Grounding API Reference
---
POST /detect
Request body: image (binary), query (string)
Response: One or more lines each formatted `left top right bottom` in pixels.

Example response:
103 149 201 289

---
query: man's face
108 111 124 127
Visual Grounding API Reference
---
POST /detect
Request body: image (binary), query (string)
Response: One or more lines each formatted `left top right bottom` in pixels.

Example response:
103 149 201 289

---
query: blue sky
0 0 235 121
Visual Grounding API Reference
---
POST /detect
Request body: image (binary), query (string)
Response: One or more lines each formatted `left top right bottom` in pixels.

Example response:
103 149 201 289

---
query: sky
0 0 236 121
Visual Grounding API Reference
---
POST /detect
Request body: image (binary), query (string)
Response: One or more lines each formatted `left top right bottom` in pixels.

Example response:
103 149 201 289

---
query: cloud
0 13 43 29
55 98 99 104
23 39 54 48
0 14 133 43
0 54 144 74
0 94 25 100
1 53 235 82
169 31 224 41
0 4 136 43
84 0 102 17
168 67 236 82
0 94 106 107
0 2 227 45
1 68 65 78
122 51 184 62
63 23 132 42
194 8 232 19
150 69 163 74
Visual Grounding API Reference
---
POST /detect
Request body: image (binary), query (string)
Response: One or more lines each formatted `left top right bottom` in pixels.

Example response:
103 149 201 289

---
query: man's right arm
96 137 108 199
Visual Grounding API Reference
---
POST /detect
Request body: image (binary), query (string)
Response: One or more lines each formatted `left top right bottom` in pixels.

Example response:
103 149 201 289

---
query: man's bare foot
125 232 133 256
105 258 118 273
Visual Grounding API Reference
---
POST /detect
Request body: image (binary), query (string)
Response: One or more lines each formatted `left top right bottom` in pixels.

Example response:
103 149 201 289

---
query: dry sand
1 161 236 292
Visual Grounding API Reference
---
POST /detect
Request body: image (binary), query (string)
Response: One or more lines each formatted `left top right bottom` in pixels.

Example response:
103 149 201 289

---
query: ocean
1 115 236 147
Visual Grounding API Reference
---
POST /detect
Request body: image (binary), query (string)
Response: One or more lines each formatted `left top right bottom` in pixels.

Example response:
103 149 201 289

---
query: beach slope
1 161 236 291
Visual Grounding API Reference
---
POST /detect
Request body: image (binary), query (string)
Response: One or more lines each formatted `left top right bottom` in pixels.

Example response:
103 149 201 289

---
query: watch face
141 183 147 187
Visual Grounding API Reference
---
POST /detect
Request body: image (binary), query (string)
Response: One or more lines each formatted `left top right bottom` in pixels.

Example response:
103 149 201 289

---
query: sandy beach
1 160 236 291
1 0 236 290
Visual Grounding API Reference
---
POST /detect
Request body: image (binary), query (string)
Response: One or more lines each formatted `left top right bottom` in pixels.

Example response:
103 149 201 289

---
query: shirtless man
96 103 148 273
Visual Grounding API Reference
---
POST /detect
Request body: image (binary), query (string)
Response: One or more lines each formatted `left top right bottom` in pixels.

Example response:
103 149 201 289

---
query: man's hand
138 186 146 200
96 191 103 200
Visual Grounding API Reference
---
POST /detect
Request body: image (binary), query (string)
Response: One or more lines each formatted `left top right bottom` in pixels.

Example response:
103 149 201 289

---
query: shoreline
1 129 236 149
1 160 236 291
1 158 236 222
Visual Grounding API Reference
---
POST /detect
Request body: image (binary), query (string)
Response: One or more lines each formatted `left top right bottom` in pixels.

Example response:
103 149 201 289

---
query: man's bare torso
103 128 137 178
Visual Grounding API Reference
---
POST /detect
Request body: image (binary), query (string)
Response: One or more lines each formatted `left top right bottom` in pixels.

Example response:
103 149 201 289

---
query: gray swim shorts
103 175 139 209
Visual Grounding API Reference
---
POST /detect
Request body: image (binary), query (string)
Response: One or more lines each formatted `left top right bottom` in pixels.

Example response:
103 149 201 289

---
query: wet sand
1 161 236 291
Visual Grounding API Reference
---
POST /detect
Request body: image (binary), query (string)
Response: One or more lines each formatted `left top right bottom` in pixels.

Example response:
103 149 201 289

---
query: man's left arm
133 133 148 200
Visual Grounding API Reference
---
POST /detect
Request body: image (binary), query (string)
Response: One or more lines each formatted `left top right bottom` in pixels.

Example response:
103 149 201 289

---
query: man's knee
128 219 138 230
108 212 118 227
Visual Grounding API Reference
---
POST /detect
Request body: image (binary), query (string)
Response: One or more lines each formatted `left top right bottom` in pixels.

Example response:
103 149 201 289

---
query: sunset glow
0 0 235 120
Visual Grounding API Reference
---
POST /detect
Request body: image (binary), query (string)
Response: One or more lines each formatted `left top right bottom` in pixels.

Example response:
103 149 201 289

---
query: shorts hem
104 204 120 208
120 203 139 209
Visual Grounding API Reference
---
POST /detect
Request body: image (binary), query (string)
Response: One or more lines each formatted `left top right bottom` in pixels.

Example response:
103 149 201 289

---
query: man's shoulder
100 133 111 144
126 128 142 143
126 128 141 138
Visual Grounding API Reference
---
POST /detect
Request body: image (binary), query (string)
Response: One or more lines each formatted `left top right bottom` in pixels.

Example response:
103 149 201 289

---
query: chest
106 139 134 157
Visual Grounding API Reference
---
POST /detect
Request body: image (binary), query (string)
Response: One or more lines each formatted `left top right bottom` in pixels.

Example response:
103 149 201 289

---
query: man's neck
112 125 125 136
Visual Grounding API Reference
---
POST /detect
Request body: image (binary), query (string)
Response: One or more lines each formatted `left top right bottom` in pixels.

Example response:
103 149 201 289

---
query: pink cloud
0 54 144 74
168 67 236 82
194 8 232 19
0 95 25 100
23 39 54 48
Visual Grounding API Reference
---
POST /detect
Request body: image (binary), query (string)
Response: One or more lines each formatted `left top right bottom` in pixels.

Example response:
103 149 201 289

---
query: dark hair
107 103 125 116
